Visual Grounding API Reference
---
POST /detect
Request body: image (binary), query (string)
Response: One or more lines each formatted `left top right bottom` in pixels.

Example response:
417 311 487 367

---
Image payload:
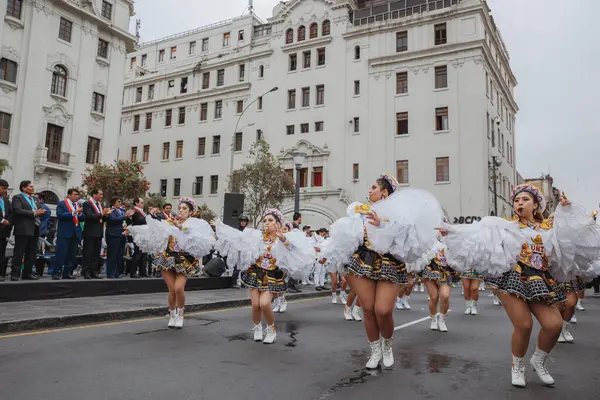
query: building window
299 168 308 188
176 140 183 159
300 123 309 134
316 84 325 105
310 23 318 39
135 87 142 102
303 51 311 68
210 176 219 194
178 107 186 125
162 142 170 160
58 17 73 42
194 176 203 196
6 0 22 19
142 145 150 162
212 135 220 155
322 20 330 36
312 167 323 187
130 57 136 69
145 112 152 130
51 65 68 97
354 80 360 96
202 38 209 51
180 77 188 94
353 163 359 180
202 72 210 89
301 87 310 107
396 72 408 94
236 100 244 114
217 69 224 86
254 96 262 111
317 48 326 66
238 30 245 41
434 23 447 45
141 54 147 67
396 160 409 184
256 129 263 142
0 58 17 84
133 115 140 132
215 100 222 119
396 112 408 135
165 109 172 127
289 54 297 71
396 31 408 52
353 117 360 133
86 137 101 164
285 29 293 44
435 107 449 131
436 157 450 182
234 132 243 152
189 41 196 55
223 32 231 47
286 125 295 135
259 65 264 78
92 92 105 113
287 89 296 109
158 49 165 62
160 179 167 197
97 39 109 58
239 64 245 81
44 124 63 164
354 45 360 60
101 1 112 20
435 65 448 89
173 178 181 197
485 71 489 96
130 146 137 162
197 137 206 156
200 103 207 121
315 121 324 132
170 46 177 59
0 112 12 145
486 112 490 139
298 26 306 41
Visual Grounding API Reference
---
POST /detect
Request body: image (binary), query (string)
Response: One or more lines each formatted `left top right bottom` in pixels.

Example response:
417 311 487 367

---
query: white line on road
393 316 431 331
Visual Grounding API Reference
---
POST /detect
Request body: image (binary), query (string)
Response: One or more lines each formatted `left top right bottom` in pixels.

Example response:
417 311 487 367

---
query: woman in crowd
461 269 482 315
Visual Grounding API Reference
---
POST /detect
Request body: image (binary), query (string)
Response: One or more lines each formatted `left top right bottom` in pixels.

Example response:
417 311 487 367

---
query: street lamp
292 151 306 215
228 86 279 191
489 156 502 216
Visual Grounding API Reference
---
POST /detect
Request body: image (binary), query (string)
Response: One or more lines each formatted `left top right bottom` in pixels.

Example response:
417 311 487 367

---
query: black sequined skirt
241 265 287 293
485 262 566 305
558 277 587 293
421 261 459 285
345 246 407 284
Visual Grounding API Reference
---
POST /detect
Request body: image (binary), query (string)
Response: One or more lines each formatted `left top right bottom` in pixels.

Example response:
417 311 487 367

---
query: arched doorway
38 190 59 205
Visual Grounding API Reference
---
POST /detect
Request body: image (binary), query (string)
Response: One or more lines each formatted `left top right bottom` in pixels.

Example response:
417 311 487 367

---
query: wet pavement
1 289 599 399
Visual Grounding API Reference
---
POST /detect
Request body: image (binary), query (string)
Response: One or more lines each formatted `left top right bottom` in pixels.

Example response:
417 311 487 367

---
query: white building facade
120 0 517 228
0 0 135 207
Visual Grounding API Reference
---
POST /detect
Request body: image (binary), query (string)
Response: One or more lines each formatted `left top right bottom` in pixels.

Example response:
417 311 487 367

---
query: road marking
393 316 431 331
0 296 324 340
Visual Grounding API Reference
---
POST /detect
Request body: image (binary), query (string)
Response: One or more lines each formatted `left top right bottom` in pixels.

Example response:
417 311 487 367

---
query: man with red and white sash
82 189 112 279
51 188 85 280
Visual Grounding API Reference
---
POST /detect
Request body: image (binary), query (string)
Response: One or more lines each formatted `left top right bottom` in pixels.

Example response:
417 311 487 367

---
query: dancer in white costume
442 185 600 388
272 221 295 313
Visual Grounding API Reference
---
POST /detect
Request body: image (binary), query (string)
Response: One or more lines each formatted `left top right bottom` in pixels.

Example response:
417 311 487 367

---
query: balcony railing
34 146 74 176
352 0 461 27
46 149 70 166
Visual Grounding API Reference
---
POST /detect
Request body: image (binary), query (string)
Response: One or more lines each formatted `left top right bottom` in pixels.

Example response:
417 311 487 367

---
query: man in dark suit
11 180 47 280
128 197 149 278
0 179 12 281
81 189 112 279
105 197 133 279
152 203 172 221
50 188 84 280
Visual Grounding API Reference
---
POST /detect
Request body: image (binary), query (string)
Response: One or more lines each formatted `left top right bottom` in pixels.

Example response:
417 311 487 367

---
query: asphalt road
1 289 599 400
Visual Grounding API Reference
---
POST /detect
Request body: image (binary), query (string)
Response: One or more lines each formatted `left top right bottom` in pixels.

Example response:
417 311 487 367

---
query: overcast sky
131 0 600 211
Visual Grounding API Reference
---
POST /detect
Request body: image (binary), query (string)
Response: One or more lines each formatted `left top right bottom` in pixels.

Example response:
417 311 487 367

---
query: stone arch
281 202 340 227
37 189 60 205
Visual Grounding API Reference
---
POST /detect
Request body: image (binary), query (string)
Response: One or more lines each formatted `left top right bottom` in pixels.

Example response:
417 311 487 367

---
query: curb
0 291 331 334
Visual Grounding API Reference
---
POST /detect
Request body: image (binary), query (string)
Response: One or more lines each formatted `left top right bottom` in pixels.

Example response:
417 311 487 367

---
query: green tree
82 160 150 203
0 159 9 176
230 140 295 226
197 203 216 224
144 192 166 210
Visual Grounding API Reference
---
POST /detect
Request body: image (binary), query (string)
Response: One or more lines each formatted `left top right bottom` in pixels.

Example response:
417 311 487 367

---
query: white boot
557 330 566 343
493 296 502 306
174 307 184 329
419 283 424 292
562 321 574 343
272 297 281 313
381 337 394 368
331 292 337 304
344 305 354 321
576 299 585 311
365 339 382 369
530 347 555 386
470 301 478 315
402 296 411 310
263 324 276 344
430 314 439 331
167 309 176 328
352 306 363 321
279 296 288 313
464 300 472 315
252 323 263 341
339 291 348 305
438 313 448 332
511 355 527 388
570 314 577 324
395 297 404 310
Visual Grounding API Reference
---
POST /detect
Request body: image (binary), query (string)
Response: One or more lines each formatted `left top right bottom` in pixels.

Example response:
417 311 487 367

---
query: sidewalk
0 289 330 334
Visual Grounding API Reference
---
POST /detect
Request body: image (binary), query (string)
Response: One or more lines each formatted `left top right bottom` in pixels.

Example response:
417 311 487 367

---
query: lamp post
489 155 502 216
292 151 306 215
228 86 278 191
